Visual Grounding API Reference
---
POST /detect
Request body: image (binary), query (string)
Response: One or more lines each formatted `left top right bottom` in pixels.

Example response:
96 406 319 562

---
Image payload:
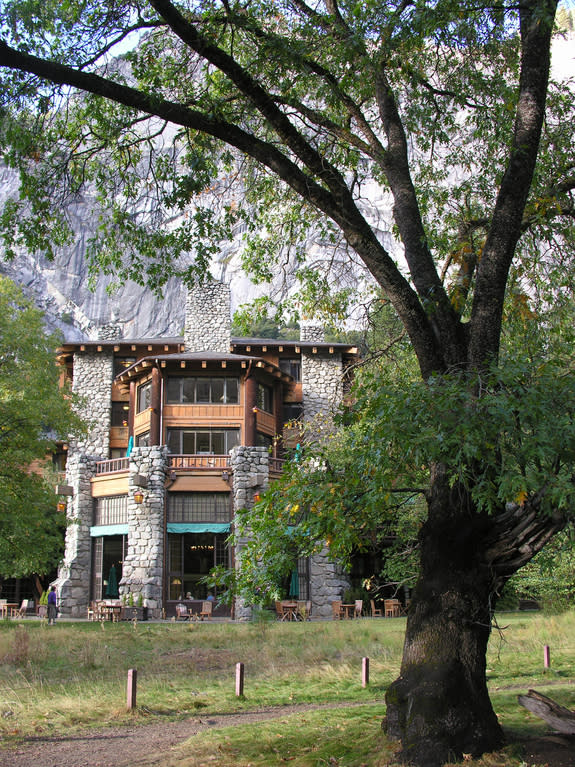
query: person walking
47 586 58 625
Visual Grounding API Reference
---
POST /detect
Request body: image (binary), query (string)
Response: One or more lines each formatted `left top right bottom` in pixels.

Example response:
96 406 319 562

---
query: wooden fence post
236 662 244 697
362 657 369 688
127 668 137 710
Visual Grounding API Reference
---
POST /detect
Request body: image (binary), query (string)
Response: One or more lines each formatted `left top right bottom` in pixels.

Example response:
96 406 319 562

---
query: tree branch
468 0 559 368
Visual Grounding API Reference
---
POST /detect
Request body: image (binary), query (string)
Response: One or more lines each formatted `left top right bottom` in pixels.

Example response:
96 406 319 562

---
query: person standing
47 586 57 625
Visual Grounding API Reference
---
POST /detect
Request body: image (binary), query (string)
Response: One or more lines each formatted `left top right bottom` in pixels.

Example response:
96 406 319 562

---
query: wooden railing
95 454 286 475
96 458 129 475
168 454 230 470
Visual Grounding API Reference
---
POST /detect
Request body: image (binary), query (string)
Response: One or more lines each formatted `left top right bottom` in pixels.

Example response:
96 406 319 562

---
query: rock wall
70 351 114 456
55 453 98 617
230 445 269 620
184 282 231 353
120 447 168 618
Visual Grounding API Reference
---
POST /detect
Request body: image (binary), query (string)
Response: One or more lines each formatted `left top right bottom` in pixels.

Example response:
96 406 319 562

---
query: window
114 356 136 378
279 358 301 381
283 403 303 424
257 383 273 413
166 376 239 404
256 432 273 450
136 432 150 447
137 381 152 413
168 532 228 600
166 428 240 455
111 401 130 426
167 493 230 523
93 495 128 526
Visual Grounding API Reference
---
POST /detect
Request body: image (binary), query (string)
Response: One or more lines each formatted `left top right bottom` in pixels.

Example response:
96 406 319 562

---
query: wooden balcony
96 458 129 475
169 454 230 470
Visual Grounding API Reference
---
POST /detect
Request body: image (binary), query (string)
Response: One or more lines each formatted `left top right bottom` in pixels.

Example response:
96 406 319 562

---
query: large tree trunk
384 469 565 767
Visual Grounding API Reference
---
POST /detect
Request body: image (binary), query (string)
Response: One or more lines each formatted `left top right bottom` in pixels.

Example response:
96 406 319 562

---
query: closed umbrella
288 570 299 598
106 564 119 599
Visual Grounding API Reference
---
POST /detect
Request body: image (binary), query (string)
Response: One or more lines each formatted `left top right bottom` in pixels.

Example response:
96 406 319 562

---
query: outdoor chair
370 599 382 617
11 599 30 618
297 600 312 621
199 601 212 620
354 599 363 618
175 603 190 621
331 600 343 620
384 599 401 618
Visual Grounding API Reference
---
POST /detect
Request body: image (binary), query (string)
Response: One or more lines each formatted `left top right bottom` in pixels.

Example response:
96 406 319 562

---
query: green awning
90 524 129 537
167 523 230 534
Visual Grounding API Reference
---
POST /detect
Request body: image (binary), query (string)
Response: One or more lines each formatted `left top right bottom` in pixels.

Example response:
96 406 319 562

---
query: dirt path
0 702 370 767
1 702 573 767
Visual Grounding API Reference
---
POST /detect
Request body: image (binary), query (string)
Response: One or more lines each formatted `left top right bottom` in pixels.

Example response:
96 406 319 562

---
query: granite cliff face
0 162 267 341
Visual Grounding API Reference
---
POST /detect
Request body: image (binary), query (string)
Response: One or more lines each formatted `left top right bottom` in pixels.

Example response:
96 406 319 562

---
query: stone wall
69 350 114 456
300 324 350 614
309 551 350 619
184 282 231 353
230 445 269 621
119 446 168 618
55 453 98 617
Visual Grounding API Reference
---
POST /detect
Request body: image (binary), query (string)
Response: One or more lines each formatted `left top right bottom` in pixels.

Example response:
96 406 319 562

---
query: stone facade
309 551 350 620
69 350 114 455
230 445 269 620
184 282 231 353
55 453 98 617
119 446 168 617
300 324 351 614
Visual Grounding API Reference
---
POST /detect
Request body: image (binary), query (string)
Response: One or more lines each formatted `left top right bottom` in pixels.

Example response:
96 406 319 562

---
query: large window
93 495 128 526
111 401 129 426
168 532 228 600
167 428 240 455
168 493 230 523
166 376 239 404
137 381 152 412
257 383 273 413
279 359 301 381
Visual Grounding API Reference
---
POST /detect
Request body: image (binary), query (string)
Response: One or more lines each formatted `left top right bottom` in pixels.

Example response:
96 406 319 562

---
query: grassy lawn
0 610 573 766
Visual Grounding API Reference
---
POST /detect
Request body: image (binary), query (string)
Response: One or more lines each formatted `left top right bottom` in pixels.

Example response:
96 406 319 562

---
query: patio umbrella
288 570 299 598
105 564 119 599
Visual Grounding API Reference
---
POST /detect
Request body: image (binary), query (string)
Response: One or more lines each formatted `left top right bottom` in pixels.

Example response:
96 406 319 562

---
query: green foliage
0 276 85 577
502 526 575 609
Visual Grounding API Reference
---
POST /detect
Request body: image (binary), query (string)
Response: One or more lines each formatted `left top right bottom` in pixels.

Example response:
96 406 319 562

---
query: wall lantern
253 493 261 503
221 470 230 482
57 500 67 512
134 490 144 504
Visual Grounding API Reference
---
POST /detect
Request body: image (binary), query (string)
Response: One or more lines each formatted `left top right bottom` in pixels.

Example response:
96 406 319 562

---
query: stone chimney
184 281 231 353
300 320 325 344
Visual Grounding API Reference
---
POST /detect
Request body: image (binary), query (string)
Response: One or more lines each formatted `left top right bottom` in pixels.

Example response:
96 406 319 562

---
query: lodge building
54 282 359 619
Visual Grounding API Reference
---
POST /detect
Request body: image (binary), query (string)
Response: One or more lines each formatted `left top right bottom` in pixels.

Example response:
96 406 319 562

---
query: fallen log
518 689 575 735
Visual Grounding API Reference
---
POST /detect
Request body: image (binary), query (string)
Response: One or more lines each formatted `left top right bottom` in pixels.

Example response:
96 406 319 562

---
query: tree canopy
0 276 85 577
1 1 575 764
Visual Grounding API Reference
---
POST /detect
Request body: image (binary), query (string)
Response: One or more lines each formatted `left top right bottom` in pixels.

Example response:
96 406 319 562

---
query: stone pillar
230 446 269 621
55 453 98 617
300 322 350 614
184 282 231 353
309 551 350 620
119 446 168 618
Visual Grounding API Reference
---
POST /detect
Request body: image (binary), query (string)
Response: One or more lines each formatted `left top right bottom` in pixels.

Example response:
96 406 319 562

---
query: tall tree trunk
384 469 566 766
385 473 503 766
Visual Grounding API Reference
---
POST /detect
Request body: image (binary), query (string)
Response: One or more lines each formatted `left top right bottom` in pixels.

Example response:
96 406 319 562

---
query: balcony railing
95 458 129 475
95 454 286 476
169 454 230 470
